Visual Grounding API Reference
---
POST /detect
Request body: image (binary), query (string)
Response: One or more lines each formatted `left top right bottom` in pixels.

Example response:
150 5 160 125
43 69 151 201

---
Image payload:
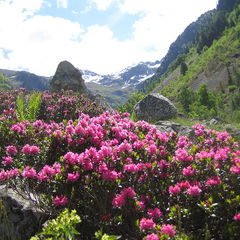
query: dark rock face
50 61 88 94
0 186 46 240
134 93 177 122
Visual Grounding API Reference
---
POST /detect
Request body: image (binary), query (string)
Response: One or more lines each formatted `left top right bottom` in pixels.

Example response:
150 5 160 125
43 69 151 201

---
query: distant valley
0 60 160 107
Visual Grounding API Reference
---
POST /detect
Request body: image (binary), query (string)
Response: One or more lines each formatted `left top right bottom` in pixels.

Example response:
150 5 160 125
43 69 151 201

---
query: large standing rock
134 93 177 122
50 60 88 93
0 185 47 240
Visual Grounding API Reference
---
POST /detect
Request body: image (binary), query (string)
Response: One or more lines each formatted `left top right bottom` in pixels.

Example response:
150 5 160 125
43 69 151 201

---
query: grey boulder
50 60 88 94
134 93 177 122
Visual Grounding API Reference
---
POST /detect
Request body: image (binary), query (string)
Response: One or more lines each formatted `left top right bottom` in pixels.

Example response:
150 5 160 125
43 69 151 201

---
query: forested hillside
121 0 240 123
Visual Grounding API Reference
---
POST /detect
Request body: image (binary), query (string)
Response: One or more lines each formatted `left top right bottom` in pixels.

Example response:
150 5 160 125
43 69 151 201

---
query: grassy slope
156 17 240 100
86 82 135 107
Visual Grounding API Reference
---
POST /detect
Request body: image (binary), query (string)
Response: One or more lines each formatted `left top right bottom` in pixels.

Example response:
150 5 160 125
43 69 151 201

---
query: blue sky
0 0 218 76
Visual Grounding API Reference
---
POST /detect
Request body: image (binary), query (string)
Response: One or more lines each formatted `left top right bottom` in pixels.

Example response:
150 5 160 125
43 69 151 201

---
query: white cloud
56 0 68 8
89 0 114 10
119 0 218 57
0 0 218 76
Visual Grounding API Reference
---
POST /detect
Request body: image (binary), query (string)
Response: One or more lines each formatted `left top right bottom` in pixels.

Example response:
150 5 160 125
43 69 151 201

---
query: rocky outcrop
88 93 112 112
134 93 177 122
0 185 47 240
50 61 88 94
153 121 195 138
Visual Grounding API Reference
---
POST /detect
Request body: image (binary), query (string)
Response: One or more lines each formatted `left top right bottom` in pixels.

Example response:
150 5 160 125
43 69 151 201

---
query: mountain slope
0 60 160 107
0 69 50 90
138 10 217 91
82 60 161 88
149 3 240 122
153 5 240 98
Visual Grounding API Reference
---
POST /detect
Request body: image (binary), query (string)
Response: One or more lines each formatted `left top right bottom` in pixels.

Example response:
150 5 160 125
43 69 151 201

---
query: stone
208 118 219 125
225 125 240 139
0 185 47 240
50 60 88 94
134 93 177 122
153 120 195 139
88 93 112 112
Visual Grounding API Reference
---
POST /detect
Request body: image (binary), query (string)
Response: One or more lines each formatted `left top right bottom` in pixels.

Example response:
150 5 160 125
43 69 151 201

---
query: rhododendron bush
0 89 104 123
0 91 240 239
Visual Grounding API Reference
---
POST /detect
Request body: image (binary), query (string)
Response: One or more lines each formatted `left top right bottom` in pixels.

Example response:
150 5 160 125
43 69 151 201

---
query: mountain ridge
0 60 160 107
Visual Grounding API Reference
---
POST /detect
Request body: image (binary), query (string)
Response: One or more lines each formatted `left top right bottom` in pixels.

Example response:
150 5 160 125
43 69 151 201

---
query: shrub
0 109 240 239
30 209 81 240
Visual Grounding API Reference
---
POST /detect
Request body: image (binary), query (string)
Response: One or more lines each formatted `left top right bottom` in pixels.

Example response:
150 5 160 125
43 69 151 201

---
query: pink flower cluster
112 187 136 207
0 106 240 239
22 144 40 155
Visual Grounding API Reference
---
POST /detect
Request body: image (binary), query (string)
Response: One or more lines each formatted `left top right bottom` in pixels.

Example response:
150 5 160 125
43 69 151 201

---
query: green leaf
102 234 121 240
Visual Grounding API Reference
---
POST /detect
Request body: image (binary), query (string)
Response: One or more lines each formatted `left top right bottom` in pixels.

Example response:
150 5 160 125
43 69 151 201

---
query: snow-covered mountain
81 60 161 89
0 60 161 107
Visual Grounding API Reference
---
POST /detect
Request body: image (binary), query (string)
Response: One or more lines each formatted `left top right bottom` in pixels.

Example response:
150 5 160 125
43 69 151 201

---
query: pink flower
158 132 169 142
175 148 193 162
121 187 136 198
147 208 163 218
117 141 132 153
147 144 157 154
112 194 126 207
214 148 229 161
6 145 18 155
169 185 181 194
137 201 146 211
183 166 195 176
53 162 61 174
0 170 8 181
67 172 80 182
22 144 40 155
22 166 37 178
53 195 68 206
216 131 230 142
161 224 176 238
146 233 159 240
177 181 190 190
193 123 205 136
8 168 19 177
102 170 118 181
230 165 240 174
196 151 213 159
206 176 221 186
38 165 56 181
233 213 240 220
124 164 139 173
177 136 189 148
139 218 156 230
2 156 13 165
30 146 40 154
187 186 201 196
158 160 170 169
63 152 79 165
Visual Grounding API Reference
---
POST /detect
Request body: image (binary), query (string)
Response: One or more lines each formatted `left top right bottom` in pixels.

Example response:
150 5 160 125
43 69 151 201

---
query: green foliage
31 209 81 240
178 85 218 119
217 0 240 12
95 230 121 240
180 62 188 75
28 92 42 122
16 94 26 122
0 73 11 90
116 91 145 114
16 92 42 122
197 85 216 109
178 87 196 113
196 10 228 53
231 92 240 111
